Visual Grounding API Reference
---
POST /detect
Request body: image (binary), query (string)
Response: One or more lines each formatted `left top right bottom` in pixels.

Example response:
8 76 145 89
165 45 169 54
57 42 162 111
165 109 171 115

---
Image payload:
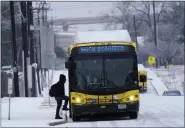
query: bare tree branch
136 14 145 30
156 2 166 22
131 3 149 17
140 19 151 27
117 6 125 14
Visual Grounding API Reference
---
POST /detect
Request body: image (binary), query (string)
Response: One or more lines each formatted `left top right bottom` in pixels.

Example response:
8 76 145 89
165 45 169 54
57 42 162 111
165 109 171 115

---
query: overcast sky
46 2 116 32
33 2 165 32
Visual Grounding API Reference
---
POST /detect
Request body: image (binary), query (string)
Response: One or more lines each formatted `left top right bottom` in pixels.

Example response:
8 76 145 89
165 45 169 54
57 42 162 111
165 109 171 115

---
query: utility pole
184 2 185 48
39 1 50 76
37 13 44 91
33 1 50 91
35 38 42 95
133 15 138 52
32 1 51 89
10 1 20 97
35 12 42 94
27 1 37 97
21 1 29 97
40 1 50 26
153 1 158 68
184 1 185 67
153 1 157 46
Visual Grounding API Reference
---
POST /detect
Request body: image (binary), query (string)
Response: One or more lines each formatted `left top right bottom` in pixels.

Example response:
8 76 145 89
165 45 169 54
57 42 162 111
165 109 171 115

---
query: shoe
55 116 63 119
62 107 69 111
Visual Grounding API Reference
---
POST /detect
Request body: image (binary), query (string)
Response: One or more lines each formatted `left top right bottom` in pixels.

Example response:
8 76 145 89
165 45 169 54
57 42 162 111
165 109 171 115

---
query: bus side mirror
65 61 76 69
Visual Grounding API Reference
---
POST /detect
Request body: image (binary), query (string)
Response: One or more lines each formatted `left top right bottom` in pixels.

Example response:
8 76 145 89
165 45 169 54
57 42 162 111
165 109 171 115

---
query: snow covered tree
131 2 184 66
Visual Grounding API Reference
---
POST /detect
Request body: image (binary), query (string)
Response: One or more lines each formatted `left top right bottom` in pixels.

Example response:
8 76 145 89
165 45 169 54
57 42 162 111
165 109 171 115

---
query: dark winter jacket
51 74 66 97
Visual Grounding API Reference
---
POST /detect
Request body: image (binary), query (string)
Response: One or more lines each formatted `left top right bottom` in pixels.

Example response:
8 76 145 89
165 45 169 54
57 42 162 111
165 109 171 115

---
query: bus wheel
129 111 138 119
72 114 81 121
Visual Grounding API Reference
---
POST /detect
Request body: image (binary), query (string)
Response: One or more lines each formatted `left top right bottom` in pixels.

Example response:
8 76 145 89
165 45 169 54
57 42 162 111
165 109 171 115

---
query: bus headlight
76 97 81 103
125 95 138 102
129 95 134 101
75 97 85 103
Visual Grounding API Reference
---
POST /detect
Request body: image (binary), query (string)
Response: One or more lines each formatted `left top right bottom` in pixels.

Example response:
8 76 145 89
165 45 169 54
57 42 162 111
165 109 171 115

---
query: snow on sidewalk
1 97 62 127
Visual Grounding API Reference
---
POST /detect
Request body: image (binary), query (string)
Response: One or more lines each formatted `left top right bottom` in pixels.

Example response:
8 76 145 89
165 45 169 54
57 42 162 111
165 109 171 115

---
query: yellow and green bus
65 41 140 121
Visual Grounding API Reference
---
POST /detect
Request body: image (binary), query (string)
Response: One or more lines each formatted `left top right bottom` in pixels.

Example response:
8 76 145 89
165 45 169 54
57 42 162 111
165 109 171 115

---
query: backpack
49 84 56 97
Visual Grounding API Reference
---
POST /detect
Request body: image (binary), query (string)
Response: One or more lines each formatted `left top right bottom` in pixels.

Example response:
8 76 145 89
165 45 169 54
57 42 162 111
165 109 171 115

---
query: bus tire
129 111 138 119
72 114 81 122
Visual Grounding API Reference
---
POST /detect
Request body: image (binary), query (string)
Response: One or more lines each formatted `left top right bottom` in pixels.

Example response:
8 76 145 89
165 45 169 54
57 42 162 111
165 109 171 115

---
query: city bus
65 30 140 121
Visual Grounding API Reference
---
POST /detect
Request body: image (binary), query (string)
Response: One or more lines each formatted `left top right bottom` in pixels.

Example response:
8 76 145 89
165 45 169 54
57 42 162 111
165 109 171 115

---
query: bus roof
74 30 131 44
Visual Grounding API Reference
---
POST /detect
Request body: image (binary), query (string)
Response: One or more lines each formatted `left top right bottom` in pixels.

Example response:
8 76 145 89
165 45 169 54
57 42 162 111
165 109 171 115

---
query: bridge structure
51 15 129 62
48 16 124 31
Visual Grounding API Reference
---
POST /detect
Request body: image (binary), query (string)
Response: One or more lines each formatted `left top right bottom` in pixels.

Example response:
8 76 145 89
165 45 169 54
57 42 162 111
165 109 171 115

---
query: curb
148 80 159 96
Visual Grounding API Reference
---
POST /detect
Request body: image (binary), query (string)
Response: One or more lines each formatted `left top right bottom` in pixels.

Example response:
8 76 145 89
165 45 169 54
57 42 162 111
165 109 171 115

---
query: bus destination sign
80 46 124 53
71 45 135 54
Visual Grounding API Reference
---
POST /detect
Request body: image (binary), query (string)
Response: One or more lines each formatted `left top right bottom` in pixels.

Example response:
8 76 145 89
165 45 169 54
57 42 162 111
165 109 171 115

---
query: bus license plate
118 104 126 109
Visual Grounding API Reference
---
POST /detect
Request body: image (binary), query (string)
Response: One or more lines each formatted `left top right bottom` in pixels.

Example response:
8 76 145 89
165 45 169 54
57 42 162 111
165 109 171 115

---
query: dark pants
55 95 69 117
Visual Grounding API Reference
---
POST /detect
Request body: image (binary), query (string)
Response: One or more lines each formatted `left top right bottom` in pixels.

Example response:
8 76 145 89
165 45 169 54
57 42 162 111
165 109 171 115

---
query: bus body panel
70 89 139 104
70 90 139 115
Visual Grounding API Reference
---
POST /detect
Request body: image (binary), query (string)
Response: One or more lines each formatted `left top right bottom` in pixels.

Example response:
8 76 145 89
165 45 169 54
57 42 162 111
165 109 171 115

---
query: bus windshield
71 54 138 94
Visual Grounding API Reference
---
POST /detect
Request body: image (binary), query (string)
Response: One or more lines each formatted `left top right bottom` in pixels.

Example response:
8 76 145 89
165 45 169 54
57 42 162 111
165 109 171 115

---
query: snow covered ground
1 95 184 127
1 65 184 127
153 65 184 95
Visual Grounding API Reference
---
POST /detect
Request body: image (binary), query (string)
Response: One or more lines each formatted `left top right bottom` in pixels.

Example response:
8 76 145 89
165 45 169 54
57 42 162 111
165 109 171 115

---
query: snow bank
74 30 131 43
145 68 168 96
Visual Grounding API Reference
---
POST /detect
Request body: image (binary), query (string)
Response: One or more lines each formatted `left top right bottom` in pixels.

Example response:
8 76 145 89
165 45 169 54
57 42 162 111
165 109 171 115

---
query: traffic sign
168 64 174 67
148 56 156 65
8 78 13 94
8 86 13 94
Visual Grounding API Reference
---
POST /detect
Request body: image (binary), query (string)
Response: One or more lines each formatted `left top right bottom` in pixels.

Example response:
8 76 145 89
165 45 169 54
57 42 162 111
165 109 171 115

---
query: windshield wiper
90 72 119 88
76 71 87 85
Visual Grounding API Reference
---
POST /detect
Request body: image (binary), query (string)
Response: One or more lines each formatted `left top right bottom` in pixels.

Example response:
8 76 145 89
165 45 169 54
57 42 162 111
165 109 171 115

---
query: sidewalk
1 97 61 127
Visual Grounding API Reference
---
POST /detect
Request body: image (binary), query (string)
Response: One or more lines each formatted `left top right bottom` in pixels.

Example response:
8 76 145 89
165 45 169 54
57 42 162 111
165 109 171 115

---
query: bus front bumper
71 101 139 115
